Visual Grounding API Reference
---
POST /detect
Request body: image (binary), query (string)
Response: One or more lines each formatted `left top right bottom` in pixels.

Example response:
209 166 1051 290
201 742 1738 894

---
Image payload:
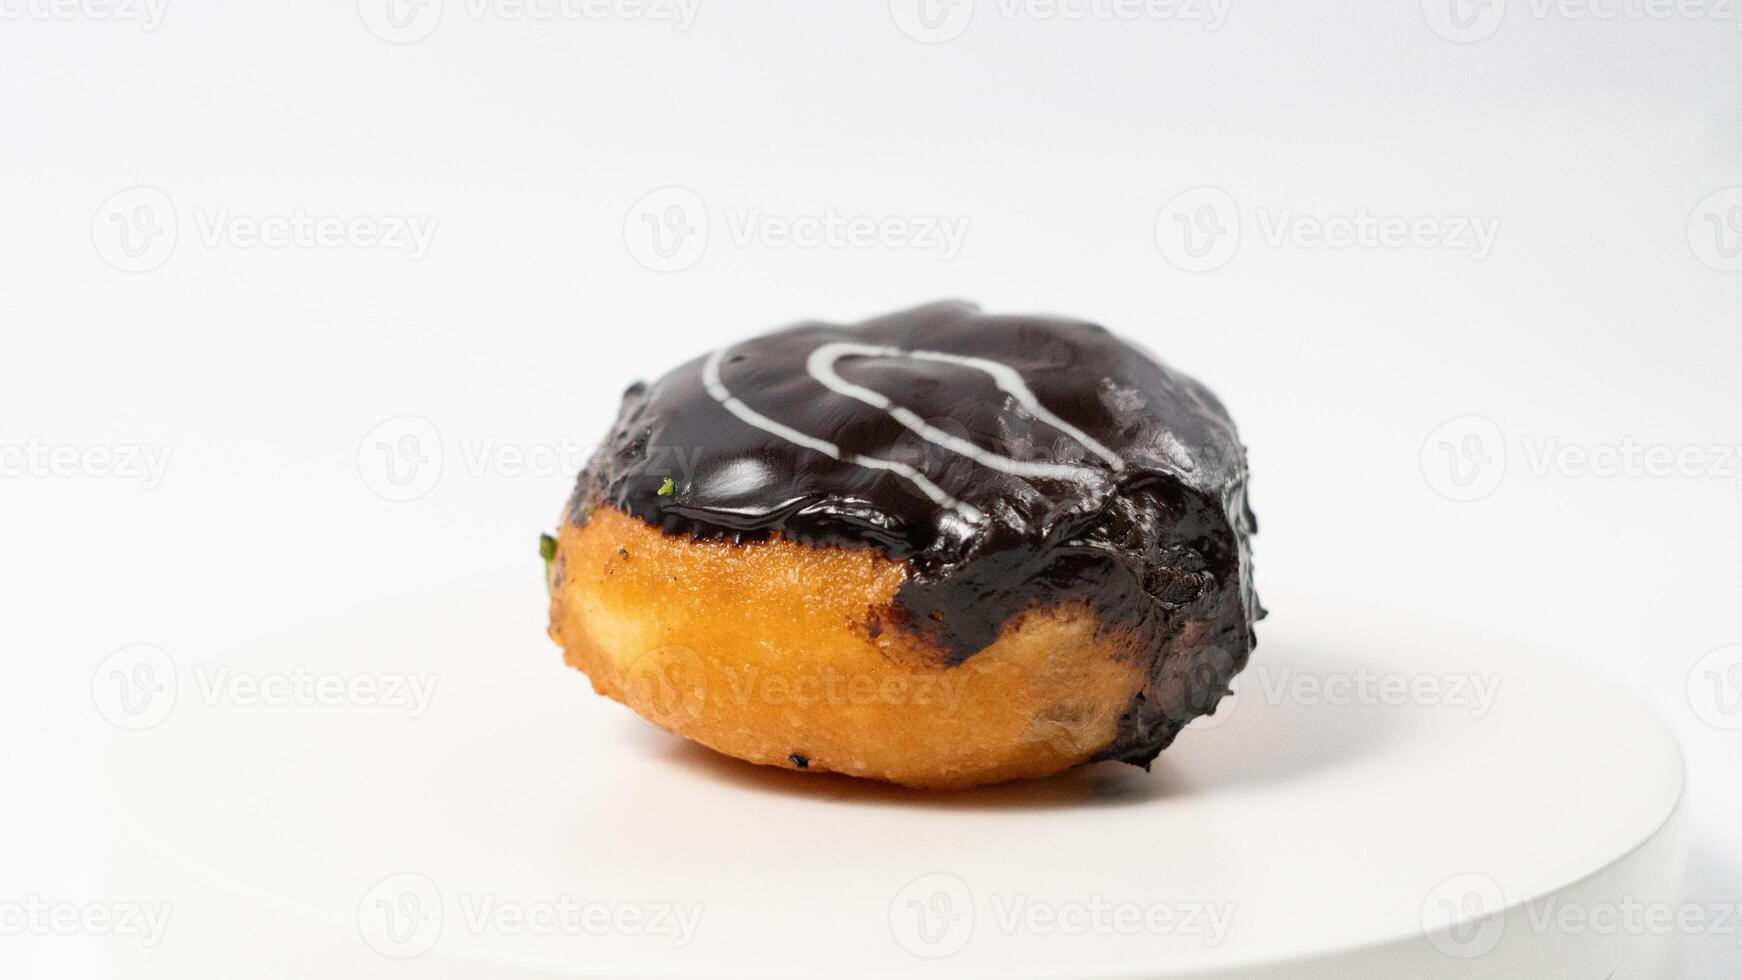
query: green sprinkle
539 533 559 596
656 477 675 497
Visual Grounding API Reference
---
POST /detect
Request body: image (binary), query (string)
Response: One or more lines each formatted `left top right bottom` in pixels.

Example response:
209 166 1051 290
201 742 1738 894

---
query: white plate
100 586 1685 979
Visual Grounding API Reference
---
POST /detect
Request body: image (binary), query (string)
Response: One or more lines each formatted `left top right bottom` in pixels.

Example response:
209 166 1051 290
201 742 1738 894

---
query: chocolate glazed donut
549 301 1261 785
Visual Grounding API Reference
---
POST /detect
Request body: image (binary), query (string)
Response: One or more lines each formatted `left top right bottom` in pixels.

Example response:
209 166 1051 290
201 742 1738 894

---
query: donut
544 301 1261 789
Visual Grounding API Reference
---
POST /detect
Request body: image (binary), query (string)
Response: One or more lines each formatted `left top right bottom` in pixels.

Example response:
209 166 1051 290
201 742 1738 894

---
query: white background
2 0 1739 976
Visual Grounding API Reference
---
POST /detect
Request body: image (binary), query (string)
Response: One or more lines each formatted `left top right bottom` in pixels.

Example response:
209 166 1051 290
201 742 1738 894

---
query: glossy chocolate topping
568 301 1260 767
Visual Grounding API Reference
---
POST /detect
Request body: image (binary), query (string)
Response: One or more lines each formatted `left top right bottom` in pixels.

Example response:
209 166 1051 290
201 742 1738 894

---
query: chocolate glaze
567 301 1261 768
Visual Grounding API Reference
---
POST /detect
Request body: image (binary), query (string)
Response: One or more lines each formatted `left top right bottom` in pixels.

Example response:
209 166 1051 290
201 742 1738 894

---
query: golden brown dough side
547 505 1150 789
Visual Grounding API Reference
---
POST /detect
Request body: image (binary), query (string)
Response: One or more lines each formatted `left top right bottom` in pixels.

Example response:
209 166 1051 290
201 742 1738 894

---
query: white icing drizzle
807 342 1125 478
701 341 1128 525
702 348 986 523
